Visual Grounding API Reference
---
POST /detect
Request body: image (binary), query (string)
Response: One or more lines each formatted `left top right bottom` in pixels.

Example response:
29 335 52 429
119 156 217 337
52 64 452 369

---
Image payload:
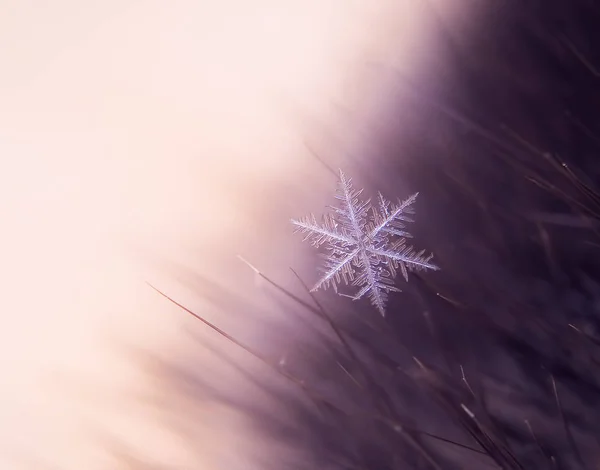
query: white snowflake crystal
291 170 439 316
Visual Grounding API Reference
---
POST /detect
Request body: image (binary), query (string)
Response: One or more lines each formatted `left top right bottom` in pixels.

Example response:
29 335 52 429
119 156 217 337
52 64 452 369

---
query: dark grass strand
550 375 587 469
147 281 484 469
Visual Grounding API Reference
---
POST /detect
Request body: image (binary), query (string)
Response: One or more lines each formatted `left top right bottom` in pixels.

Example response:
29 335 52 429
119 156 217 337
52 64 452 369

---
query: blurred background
2 0 600 469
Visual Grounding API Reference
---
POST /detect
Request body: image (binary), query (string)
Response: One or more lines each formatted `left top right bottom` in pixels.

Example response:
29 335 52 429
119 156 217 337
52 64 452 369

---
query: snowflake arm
370 192 417 239
351 250 400 316
371 245 439 272
332 170 371 238
291 213 355 247
312 247 360 292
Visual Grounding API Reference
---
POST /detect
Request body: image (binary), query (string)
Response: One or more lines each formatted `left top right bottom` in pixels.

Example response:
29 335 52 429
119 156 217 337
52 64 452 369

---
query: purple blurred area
3 0 600 469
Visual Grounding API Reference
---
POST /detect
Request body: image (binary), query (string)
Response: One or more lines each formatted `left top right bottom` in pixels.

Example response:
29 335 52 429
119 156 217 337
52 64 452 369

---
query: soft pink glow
0 1 466 468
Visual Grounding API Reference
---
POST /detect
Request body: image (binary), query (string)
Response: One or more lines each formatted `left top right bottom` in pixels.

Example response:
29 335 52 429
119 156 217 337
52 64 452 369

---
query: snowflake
291 170 439 316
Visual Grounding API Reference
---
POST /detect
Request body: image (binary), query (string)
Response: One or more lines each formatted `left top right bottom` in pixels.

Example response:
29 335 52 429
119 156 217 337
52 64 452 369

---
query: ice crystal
291 170 439 316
